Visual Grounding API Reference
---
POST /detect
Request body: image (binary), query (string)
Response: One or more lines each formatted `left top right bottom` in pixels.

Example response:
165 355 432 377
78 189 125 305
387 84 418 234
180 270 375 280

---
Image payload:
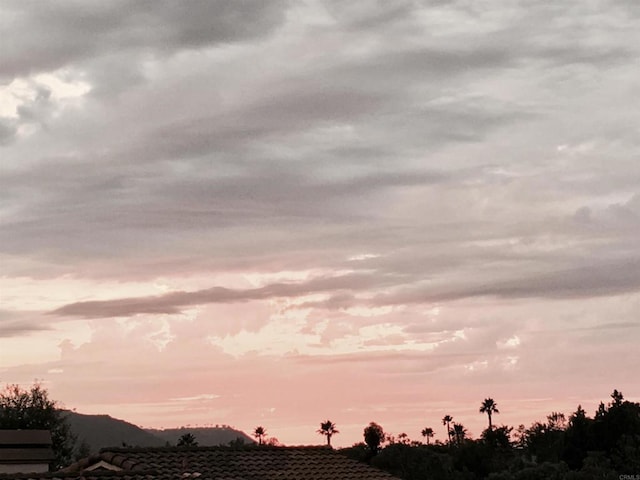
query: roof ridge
98 444 333 453
0 470 159 479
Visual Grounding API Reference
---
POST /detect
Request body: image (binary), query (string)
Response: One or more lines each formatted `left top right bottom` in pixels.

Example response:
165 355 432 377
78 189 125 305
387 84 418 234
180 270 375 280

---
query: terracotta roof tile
6 446 398 480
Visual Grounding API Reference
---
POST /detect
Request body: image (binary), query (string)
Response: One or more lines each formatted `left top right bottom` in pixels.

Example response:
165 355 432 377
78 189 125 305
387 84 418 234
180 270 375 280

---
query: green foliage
481 425 513 450
339 442 372 463
450 423 468 446
346 389 640 480
488 461 569 480
526 418 565 463
177 432 198 446
371 443 467 480
363 422 385 455
561 405 593 469
73 440 92 461
227 436 247 447
0 383 76 470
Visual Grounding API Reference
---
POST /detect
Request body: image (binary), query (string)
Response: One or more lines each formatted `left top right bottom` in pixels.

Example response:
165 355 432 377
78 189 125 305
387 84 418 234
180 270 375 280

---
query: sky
1 0 639 448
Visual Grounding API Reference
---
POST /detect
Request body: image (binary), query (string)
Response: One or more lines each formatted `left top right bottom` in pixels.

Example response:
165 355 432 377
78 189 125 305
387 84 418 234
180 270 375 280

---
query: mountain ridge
62 411 253 454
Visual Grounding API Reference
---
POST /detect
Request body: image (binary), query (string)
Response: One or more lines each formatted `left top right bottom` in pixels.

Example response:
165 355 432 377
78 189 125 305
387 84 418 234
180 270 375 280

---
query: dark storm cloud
1 0 288 80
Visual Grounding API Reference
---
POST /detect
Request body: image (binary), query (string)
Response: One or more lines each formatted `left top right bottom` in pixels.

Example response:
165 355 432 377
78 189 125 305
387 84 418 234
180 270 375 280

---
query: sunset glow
1 1 639 448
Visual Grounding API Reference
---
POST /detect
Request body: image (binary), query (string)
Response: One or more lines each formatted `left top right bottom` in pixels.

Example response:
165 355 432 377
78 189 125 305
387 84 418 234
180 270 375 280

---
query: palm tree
479 398 499 430
317 420 339 447
442 415 453 445
451 423 467 446
421 427 434 445
253 426 267 445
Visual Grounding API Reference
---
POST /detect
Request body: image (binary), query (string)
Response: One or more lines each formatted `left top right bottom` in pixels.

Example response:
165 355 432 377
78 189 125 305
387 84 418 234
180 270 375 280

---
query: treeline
340 390 640 480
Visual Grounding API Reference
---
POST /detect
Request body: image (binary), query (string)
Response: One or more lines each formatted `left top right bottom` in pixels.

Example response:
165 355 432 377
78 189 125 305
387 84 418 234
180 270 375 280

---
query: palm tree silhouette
317 420 339 447
479 398 499 430
451 423 467 446
442 415 453 445
421 427 434 445
253 426 267 445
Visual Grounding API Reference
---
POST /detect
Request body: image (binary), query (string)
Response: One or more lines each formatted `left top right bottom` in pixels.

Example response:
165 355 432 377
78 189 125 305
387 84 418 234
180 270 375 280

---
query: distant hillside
62 411 165 453
147 426 254 446
61 411 254 454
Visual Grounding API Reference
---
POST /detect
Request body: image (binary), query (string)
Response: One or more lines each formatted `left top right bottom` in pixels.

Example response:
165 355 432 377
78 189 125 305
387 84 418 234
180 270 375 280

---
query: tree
479 398 499 430
317 420 339 447
73 440 92 462
442 415 453 445
610 389 624 408
562 405 593 469
177 432 198 446
481 425 512 449
421 427 434 445
253 426 267 445
227 437 246 447
513 424 528 449
397 433 410 445
0 383 76 469
364 422 385 455
546 412 566 431
451 423 467 446
266 436 282 446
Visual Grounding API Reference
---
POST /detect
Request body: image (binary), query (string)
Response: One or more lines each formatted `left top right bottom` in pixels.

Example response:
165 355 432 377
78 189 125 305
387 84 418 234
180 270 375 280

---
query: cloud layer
2 0 639 446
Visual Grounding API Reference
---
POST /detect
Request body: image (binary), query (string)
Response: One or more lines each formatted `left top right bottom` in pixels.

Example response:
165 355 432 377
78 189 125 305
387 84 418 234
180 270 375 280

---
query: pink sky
1 0 640 448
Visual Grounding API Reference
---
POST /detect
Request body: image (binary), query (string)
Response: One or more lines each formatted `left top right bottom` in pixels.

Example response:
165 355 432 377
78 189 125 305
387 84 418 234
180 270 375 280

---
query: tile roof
1 446 399 480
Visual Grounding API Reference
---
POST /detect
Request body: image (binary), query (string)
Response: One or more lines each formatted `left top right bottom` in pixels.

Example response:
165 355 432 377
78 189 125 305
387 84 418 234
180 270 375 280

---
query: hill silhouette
63 411 253 454
147 426 254 446
63 411 165 452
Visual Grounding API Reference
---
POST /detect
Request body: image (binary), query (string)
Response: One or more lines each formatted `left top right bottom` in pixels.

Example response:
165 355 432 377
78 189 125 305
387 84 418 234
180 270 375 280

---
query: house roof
0 431 52 447
1 446 399 480
0 449 55 463
0 431 54 466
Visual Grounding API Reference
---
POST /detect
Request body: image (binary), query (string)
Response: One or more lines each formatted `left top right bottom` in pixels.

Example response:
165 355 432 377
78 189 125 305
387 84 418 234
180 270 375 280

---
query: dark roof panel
0 449 54 462
0 432 52 446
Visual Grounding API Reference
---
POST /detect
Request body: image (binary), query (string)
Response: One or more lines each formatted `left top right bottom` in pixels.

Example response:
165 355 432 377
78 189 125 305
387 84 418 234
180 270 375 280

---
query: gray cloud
3 1 640 328
0 310 51 337
50 272 395 318
1 0 288 80
0 119 18 145
372 259 640 306
3 0 640 446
